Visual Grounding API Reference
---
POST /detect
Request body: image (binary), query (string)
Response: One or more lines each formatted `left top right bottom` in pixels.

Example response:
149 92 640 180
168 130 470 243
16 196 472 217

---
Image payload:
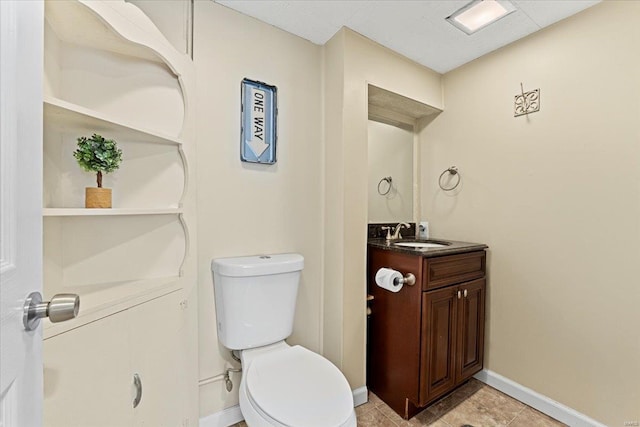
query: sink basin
393 241 449 249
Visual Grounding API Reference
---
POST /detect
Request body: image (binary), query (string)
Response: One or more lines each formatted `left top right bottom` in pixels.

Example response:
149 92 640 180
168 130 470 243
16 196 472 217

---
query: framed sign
241 78 277 164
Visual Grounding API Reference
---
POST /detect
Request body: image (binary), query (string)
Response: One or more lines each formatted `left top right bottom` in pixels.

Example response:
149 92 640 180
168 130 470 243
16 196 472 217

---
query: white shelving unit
45 0 166 64
42 0 193 332
44 276 181 339
44 96 184 146
42 2 198 424
43 207 183 217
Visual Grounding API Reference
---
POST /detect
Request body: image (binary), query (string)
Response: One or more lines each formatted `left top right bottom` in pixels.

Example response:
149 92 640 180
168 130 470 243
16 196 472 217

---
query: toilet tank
211 253 304 350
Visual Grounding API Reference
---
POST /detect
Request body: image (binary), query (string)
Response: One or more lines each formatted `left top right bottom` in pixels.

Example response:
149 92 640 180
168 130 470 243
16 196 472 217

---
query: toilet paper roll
375 268 404 293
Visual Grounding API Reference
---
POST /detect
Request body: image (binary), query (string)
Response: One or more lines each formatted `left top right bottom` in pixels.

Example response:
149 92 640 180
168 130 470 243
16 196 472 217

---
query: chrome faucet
391 222 410 240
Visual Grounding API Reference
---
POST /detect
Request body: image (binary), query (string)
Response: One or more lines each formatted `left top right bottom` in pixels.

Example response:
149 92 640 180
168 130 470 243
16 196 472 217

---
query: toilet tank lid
211 253 304 277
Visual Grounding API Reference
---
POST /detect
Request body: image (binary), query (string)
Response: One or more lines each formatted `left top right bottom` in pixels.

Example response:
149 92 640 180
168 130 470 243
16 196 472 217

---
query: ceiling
214 0 600 73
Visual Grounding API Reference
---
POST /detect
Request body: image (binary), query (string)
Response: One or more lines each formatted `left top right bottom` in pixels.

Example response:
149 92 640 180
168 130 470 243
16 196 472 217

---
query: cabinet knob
457 290 461 299
463 289 468 298
133 373 142 408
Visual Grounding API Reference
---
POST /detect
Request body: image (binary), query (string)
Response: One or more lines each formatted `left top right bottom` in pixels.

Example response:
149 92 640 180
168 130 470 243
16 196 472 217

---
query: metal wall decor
514 83 540 117
241 78 277 164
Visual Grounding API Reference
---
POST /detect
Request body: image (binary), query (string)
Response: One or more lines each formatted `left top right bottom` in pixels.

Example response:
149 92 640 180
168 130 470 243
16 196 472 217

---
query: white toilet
212 253 357 427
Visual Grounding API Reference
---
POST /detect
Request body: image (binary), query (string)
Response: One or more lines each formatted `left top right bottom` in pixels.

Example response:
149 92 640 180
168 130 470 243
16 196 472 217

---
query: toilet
211 253 357 427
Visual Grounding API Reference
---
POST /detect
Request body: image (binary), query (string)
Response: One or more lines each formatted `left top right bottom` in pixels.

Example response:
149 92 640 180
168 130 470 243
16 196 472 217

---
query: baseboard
199 404 243 427
200 386 369 427
352 385 368 407
474 369 606 427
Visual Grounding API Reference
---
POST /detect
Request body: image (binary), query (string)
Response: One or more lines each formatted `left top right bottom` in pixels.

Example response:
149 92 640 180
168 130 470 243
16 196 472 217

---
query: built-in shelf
43 208 183 217
44 96 183 146
45 0 165 65
43 276 182 339
368 84 442 129
40 2 195 423
41 0 190 347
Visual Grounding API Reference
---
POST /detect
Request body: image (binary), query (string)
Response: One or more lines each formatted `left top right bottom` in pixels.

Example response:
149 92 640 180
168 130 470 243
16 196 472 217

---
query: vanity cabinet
367 246 486 419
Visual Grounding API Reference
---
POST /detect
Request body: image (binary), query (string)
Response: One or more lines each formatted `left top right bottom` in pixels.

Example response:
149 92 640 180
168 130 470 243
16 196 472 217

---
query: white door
0 1 44 426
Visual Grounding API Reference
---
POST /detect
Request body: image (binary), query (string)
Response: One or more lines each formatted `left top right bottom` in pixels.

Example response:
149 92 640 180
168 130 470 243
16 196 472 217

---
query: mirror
367 120 414 223
367 84 441 224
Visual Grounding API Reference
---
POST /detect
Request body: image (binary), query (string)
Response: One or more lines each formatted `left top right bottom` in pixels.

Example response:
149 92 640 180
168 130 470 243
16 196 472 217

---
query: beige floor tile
357 400 379 417
401 409 450 427
455 378 486 398
439 386 526 427
470 386 526 418
424 389 470 418
509 407 567 427
375 403 420 426
357 407 398 427
439 400 507 427
413 408 450 427
411 419 450 427
371 396 450 427
368 392 385 407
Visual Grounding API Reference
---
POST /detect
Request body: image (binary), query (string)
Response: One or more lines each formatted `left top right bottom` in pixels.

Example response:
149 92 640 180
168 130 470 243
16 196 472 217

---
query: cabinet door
130 293 185 427
44 313 133 427
420 286 458 405
44 294 186 427
456 279 485 383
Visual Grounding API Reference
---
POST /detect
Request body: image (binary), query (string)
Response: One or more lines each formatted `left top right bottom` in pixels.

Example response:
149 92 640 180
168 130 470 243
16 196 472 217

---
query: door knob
23 292 80 331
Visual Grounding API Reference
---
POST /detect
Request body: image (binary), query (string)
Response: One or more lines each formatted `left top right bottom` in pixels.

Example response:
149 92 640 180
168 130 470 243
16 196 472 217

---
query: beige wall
420 2 640 425
193 2 324 417
324 28 442 387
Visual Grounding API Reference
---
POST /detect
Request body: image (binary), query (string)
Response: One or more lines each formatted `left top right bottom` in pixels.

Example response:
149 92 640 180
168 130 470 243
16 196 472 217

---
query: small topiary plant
73 133 123 188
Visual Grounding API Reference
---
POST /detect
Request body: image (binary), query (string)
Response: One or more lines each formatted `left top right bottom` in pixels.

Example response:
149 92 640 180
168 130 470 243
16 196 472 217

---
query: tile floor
231 379 566 427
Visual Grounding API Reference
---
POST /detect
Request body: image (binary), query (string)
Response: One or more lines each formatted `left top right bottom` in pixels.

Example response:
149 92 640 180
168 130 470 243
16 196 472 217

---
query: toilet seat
245 345 354 427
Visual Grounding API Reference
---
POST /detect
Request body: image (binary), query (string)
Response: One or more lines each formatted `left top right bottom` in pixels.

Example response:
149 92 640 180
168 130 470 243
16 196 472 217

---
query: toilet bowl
211 254 357 427
237 341 356 427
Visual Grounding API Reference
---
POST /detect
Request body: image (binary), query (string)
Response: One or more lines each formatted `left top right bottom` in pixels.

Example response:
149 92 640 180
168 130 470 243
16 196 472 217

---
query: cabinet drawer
423 251 485 290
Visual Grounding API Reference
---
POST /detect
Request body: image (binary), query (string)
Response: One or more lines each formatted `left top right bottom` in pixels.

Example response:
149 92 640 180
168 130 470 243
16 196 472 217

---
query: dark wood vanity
367 239 487 419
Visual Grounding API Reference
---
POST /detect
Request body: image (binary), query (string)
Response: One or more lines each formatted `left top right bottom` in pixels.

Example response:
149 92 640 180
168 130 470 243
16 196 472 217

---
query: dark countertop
368 238 488 258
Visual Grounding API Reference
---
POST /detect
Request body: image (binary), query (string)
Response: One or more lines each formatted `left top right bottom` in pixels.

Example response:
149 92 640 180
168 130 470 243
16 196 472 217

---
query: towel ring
377 176 392 195
438 166 460 191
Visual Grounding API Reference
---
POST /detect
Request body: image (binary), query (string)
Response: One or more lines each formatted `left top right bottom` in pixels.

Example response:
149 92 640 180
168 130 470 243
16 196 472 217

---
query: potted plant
73 133 123 208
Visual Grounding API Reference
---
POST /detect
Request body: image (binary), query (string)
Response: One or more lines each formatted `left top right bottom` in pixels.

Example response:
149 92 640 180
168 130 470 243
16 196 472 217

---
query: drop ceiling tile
513 0 601 28
214 0 601 73
345 1 432 46
284 1 363 28
215 1 328 44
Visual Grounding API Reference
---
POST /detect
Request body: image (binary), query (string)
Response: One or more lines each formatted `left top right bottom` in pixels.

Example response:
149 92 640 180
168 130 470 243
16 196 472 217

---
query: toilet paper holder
393 273 416 287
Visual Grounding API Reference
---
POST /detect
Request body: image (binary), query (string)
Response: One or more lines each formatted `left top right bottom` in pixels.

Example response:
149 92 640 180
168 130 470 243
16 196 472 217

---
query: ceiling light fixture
446 0 517 35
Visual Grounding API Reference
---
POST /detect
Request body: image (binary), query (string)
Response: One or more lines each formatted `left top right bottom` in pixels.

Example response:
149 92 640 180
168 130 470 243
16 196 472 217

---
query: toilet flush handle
224 367 242 392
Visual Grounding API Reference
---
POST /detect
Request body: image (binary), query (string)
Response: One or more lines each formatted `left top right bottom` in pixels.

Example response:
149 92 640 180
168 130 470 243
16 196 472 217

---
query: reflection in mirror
367 120 413 223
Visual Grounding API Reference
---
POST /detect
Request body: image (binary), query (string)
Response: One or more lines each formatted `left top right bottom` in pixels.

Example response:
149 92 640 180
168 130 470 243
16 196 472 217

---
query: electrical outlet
419 221 429 239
